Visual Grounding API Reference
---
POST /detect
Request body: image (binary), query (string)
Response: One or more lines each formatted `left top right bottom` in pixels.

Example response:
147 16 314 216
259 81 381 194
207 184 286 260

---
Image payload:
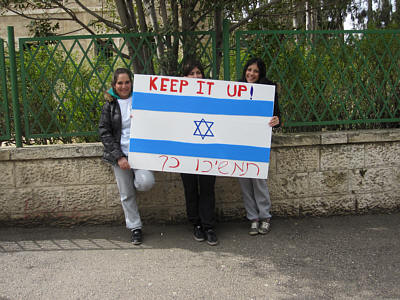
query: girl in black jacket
99 68 154 245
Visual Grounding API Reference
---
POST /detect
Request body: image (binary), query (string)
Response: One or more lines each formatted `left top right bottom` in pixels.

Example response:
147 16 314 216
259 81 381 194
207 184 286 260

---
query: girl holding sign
99 68 155 245
180 60 219 246
239 58 281 235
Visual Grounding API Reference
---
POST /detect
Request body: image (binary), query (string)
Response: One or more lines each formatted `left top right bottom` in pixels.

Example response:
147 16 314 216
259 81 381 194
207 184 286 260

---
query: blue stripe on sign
132 92 274 117
130 138 270 163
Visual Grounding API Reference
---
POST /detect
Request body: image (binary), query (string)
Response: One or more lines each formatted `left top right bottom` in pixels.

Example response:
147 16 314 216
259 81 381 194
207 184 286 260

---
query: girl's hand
117 157 130 170
269 116 280 127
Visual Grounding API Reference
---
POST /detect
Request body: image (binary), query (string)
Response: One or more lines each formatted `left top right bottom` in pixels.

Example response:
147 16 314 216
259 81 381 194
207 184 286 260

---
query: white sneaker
258 220 271 234
249 221 259 235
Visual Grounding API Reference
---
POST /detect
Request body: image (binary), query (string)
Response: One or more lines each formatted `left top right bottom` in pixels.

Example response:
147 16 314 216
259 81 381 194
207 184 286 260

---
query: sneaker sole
193 236 205 242
132 240 142 245
207 240 219 246
249 231 259 236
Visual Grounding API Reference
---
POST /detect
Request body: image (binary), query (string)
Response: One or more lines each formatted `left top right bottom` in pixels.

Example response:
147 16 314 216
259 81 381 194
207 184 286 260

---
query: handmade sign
128 75 275 179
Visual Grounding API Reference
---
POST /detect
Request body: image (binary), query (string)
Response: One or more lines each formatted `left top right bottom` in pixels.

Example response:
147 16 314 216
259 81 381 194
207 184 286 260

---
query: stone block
320 144 364 171
216 202 246 220
15 159 80 187
309 170 348 196
11 143 103 160
0 188 32 214
271 198 299 217
65 185 107 211
394 167 400 188
349 167 396 193
0 149 11 161
215 177 242 204
78 143 104 157
365 142 400 168
299 195 355 216
348 129 400 143
25 187 65 213
356 191 400 213
137 180 183 207
268 149 277 175
80 158 114 184
272 132 321 147
268 173 309 199
0 161 15 188
105 183 120 209
276 147 319 173
321 132 348 144
153 171 181 182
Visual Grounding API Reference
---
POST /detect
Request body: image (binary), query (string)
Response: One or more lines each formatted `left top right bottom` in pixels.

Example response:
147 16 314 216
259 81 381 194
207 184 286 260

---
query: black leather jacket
258 77 281 127
98 91 125 165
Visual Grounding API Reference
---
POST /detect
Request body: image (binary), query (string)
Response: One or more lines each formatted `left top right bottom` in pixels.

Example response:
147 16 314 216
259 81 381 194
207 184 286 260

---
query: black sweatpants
180 173 216 230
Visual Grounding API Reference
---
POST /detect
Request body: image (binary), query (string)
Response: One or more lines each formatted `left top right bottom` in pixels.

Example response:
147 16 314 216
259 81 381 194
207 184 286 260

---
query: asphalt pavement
1 213 399 300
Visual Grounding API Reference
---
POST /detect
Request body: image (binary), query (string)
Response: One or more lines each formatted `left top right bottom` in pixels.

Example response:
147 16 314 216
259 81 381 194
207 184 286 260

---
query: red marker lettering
180 79 188 93
196 80 205 95
227 84 237 97
159 155 168 171
238 85 247 97
170 79 179 92
201 160 213 172
160 77 169 91
169 157 180 168
218 161 229 175
247 163 260 176
232 162 245 175
149 76 158 91
206 82 214 95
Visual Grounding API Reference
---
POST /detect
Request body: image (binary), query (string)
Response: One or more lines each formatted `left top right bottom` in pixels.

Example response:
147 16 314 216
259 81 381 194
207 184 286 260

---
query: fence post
223 19 230 81
0 38 11 140
8 26 22 147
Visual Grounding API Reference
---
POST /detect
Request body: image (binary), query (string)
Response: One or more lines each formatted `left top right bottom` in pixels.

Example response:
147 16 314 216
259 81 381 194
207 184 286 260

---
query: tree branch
3 6 71 21
48 1 96 35
74 0 122 33
229 0 282 32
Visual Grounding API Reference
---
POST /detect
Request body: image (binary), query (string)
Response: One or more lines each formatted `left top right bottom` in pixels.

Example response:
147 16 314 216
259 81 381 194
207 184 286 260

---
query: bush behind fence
1 29 400 146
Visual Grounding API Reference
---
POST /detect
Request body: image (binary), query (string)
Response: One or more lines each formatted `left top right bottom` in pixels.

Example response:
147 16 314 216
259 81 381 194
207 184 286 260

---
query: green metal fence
235 30 400 129
1 27 400 146
17 31 216 143
0 38 11 141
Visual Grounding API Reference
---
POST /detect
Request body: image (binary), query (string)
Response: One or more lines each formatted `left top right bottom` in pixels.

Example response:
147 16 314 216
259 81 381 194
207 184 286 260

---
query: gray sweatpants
238 178 272 221
113 166 142 230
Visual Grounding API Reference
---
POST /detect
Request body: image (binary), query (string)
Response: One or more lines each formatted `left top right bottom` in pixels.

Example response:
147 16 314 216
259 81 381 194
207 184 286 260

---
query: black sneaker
205 229 218 246
193 225 205 242
131 229 142 245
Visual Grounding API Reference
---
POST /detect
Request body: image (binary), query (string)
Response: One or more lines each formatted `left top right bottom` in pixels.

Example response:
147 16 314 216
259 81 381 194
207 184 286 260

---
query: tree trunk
180 0 198 60
367 0 373 28
214 4 223 79
143 0 166 74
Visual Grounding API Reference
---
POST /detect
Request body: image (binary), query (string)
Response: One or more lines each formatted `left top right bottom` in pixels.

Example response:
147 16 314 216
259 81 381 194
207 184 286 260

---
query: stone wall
1 129 399 226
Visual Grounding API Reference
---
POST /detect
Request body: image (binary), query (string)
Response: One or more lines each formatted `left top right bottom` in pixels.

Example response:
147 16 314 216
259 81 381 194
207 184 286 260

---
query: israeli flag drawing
128 75 275 179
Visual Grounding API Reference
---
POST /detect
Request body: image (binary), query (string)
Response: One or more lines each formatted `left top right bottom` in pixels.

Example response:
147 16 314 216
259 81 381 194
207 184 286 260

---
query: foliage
20 43 113 144
1 1 400 145
234 30 400 132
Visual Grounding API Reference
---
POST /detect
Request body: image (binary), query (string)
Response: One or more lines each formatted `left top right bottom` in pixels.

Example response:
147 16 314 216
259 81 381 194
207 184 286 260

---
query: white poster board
128 75 275 179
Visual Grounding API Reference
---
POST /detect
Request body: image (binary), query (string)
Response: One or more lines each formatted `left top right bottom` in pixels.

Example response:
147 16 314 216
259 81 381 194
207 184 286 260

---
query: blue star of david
193 118 214 140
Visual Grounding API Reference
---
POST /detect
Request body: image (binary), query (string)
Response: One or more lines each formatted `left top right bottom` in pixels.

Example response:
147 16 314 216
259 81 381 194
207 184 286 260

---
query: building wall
1 129 399 226
0 1 111 40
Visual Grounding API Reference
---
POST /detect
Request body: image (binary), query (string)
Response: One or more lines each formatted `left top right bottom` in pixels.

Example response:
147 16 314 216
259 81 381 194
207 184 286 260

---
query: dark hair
240 57 267 83
111 68 133 96
182 60 205 78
